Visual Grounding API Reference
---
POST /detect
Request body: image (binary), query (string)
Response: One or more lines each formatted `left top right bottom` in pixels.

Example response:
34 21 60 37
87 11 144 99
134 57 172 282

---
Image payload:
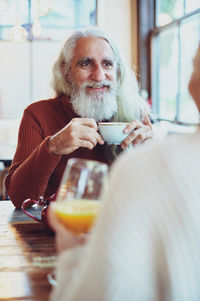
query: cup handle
21 198 42 222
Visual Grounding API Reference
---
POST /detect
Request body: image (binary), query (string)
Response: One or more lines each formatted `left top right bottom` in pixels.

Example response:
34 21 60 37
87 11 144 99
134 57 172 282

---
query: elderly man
5 28 154 208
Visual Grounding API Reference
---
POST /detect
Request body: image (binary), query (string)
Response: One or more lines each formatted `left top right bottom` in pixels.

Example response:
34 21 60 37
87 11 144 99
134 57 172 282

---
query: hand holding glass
53 158 108 234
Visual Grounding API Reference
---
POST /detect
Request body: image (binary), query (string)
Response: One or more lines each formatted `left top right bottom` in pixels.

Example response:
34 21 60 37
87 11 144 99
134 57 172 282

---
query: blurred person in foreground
48 44 200 301
5 28 154 208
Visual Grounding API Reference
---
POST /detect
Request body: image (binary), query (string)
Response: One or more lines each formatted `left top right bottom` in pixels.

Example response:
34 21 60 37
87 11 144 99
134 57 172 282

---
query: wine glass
47 158 108 286
53 158 108 234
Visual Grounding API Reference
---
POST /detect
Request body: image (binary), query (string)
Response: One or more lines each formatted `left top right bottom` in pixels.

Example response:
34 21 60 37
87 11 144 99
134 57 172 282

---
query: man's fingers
73 118 98 130
69 119 104 145
79 127 104 146
79 139 96 150
142 114 153 129
123 120 143 134
50 117 104 155
132 130 154 145
121 124 153 149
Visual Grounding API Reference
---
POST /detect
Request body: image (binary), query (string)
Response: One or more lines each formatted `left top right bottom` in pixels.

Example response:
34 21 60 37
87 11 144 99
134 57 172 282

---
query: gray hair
51 27 150 123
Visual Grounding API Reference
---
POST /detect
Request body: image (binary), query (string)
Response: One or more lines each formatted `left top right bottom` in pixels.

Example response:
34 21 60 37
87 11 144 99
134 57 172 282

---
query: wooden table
0 201 57 301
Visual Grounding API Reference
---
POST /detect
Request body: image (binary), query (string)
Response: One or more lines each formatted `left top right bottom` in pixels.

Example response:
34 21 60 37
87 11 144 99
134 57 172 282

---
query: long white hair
51 27 150 123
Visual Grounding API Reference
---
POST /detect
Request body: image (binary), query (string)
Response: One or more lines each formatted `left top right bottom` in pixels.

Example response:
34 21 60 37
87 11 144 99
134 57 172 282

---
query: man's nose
90 65 105 82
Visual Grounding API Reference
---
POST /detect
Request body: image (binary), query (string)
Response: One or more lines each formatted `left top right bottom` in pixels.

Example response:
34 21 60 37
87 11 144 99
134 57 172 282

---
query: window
0 0 96 41
138 0 200 125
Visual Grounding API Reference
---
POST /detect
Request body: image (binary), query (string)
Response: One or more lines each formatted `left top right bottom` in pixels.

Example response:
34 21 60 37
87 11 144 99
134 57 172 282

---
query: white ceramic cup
98 122 129 145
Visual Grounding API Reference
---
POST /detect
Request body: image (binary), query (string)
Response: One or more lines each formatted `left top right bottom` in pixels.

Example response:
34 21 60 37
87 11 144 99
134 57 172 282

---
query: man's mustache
81 80 114 90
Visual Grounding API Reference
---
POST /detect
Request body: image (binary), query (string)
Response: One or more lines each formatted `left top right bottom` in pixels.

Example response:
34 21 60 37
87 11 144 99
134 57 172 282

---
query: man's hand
121 114 156 149
48 204 87 254
48 118 104 155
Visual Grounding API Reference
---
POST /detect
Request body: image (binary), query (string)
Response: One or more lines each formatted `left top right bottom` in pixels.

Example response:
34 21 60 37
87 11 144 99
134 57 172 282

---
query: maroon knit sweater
5 94 108 208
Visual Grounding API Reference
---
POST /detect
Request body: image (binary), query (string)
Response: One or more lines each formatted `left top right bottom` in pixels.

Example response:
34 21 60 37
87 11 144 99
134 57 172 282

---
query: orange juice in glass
54 158 108 234
54 199 101 233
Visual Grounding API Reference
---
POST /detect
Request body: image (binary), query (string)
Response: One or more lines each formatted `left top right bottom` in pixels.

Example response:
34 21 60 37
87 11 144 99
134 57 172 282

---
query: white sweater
50 128 200 301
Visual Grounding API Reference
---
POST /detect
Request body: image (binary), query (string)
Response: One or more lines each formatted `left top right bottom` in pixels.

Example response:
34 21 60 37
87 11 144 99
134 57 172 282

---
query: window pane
156 0 184 26
185 0 200 13
152 27 179 120
0 0 28 25
0 27 11 40
0 0 96 41
31 0 96 40
0 41 31 118
179 15 200 123
31 0 75 28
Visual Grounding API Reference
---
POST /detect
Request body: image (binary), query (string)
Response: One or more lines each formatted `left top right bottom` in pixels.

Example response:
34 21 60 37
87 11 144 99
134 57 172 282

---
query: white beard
70 80 118 122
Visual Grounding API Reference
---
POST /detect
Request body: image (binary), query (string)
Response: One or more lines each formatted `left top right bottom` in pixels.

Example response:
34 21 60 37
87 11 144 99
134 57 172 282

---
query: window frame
137 0 200 125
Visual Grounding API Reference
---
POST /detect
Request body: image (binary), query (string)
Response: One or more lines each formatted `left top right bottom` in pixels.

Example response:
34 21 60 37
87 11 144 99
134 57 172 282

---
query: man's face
67 36 117 94
67 36 119 121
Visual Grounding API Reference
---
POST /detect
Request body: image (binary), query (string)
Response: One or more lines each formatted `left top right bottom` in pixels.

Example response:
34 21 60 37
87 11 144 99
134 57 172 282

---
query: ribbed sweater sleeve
6 137 61 208
5 103 62 208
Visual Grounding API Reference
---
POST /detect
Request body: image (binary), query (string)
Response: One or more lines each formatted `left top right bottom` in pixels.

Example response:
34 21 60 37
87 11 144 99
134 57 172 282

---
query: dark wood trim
137 0 155 97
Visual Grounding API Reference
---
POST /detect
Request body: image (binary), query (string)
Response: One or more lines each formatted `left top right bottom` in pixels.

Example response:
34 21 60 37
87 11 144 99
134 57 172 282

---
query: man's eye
103 61 113 68
79 60 91 68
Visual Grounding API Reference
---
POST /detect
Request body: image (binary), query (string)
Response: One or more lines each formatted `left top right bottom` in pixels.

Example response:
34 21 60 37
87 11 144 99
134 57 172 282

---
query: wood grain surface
0 201 57 301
